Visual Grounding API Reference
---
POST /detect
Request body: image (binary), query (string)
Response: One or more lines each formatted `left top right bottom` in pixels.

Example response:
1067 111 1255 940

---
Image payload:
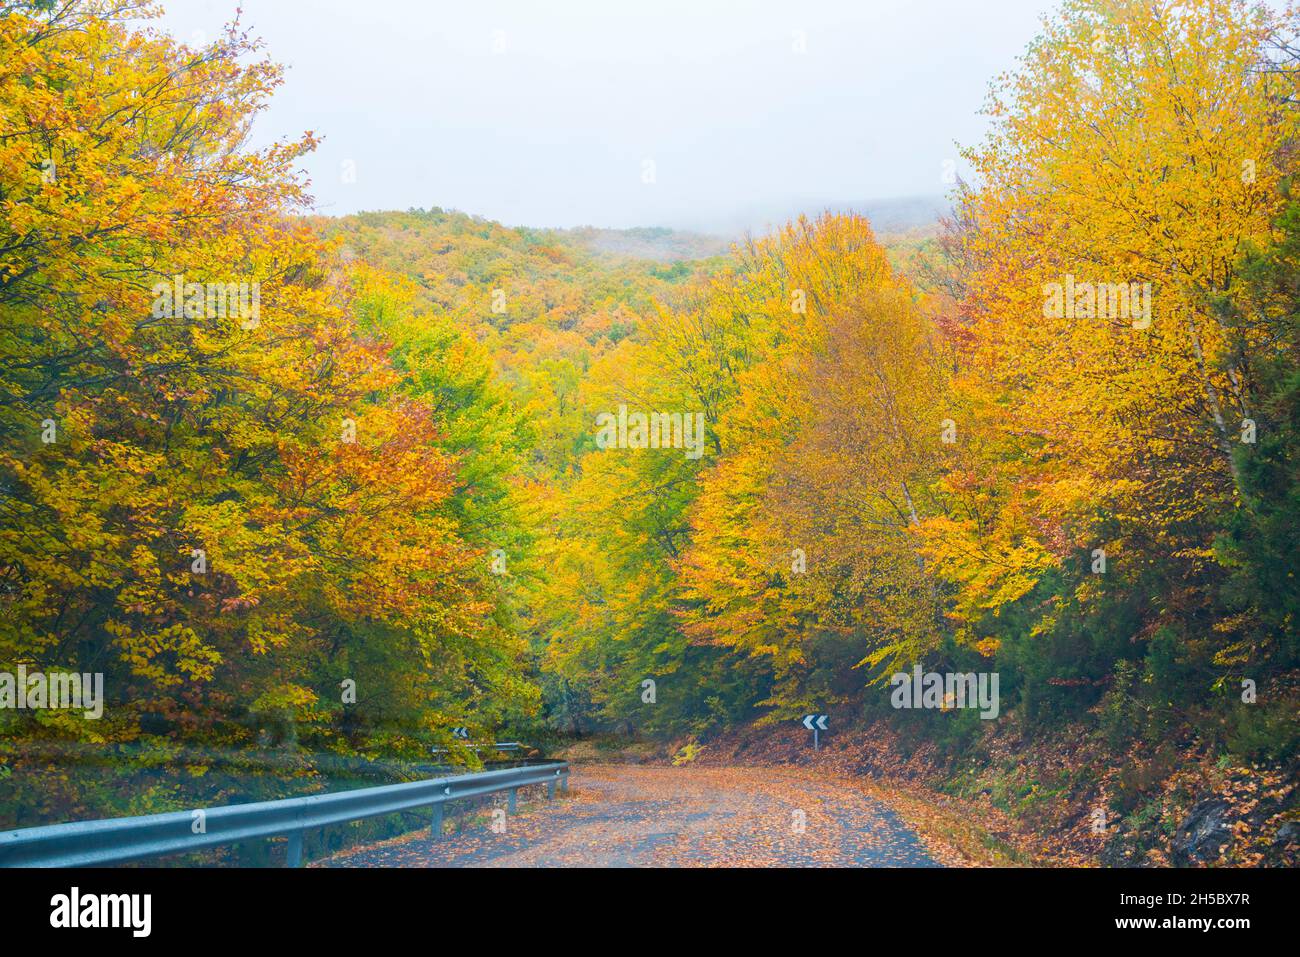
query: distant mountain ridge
326 198 947 266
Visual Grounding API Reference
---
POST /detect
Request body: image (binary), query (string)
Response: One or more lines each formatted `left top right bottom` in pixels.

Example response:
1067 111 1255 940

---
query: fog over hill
675 194 952 239
557 194 950 260
335 194 949 263
565 226 734 261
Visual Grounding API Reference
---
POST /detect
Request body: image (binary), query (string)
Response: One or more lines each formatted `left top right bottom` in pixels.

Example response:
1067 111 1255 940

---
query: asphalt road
321 764 939 868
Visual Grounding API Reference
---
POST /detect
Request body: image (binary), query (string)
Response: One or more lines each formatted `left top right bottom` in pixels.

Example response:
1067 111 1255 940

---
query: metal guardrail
0 761 569 868
430 741 524 755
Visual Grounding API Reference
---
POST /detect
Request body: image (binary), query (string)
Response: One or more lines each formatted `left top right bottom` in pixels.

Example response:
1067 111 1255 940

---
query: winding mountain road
322 764 940 868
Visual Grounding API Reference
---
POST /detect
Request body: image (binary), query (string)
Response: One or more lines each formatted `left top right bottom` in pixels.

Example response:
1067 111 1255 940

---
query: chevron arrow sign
801 714 828 731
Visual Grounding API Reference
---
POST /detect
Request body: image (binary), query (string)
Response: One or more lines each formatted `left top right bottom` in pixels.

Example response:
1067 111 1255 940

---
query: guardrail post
430 802 444 841
286 831 304 868
547 779 556 799
558 768 568 793
507 788 517 813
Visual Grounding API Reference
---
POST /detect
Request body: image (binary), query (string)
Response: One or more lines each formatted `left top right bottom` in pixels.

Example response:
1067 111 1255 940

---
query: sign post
801 713 828 750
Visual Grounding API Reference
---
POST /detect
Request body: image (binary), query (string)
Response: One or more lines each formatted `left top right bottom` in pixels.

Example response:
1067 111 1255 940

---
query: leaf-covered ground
317 765 943 868
669 719 1299 867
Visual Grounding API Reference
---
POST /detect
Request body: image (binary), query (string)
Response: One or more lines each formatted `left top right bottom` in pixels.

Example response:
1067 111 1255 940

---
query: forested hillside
1 0 1297 866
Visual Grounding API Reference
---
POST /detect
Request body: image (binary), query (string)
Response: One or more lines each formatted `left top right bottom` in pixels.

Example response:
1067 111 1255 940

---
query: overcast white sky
153 0 1051 231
